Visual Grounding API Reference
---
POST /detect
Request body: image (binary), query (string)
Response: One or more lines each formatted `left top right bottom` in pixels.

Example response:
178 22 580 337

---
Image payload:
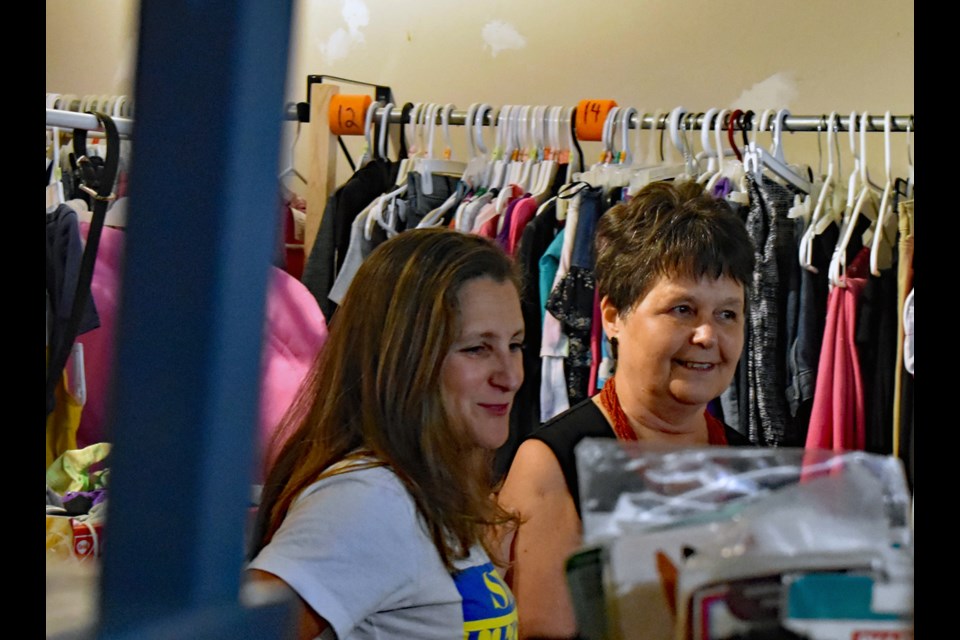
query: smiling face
602 273 745 416
440 276 525 452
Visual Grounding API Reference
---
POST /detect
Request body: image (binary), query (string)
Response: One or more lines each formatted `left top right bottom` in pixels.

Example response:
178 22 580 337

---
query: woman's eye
510 342 525 353
673 305 693 315
461 345 487 355
719 310 738 321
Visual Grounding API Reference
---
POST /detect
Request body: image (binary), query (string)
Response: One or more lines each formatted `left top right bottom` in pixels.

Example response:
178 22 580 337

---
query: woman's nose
491 352 524 392
691 320 718 348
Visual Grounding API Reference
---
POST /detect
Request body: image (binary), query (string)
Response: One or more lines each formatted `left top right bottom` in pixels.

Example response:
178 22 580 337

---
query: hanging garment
402 170 460 229
854 249 898 455
301 158 399 320
276 193 307 280
46 204 101 417
546 184 604 405
46 368 84 470
73 223 329 477
743 174 804 446
805 248 871 452
327 206 389 305
784 221 839 445
540 190 583 422
893 196 914 458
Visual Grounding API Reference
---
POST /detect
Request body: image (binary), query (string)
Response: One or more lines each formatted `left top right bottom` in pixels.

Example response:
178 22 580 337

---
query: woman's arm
497 439 584 639
245 568 331 640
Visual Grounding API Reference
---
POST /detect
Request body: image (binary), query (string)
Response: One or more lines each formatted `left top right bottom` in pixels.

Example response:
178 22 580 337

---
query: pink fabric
804 248 869 452
588 287 601 395
76 223 328 475
477 214 500 239
74 223 124 451
506 196 538 256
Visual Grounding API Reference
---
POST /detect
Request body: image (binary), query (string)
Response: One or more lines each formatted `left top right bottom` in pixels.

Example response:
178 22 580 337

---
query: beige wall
47 0 914 181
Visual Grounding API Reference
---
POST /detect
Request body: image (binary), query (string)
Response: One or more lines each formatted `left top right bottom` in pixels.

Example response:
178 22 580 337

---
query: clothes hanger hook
700 108 719 158
727 108 744 162
667 106 686 159
475 103 493 156
883 111 892 183
364 100 381 159
739 110 754 151
712 108 731 173
772 108 791 162
440 103 456 159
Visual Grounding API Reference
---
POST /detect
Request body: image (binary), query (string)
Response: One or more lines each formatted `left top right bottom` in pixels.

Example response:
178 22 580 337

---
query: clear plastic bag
569 441 914 640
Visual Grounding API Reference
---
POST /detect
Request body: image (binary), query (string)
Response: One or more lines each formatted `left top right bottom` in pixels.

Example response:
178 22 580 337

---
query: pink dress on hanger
804 247 870 452
75 222 328 479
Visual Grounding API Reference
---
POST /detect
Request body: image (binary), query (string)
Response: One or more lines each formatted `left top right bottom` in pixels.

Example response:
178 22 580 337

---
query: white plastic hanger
112 95 128 118
869 111 897 275
487 105 512 192
799 112 840 272
278 118 307 186
905 117 914 196
828 112 880 287
696 108 721 184
377 101 394 161
579 106 620 188
420 103 466 196
531 105 564 215
705 108 739 194
757 108 776 149
494 106 526 216
618 106 638 166
418 104 467 228
46 93 66 208
550 105 578 222
647 109 665 165
743 109 811 193
639 107 691 186
394 102 422 187
475 103 498 190
456 102 482 191
514 104 537 192
356 100 382 168
626 108 683 196
668 106 693 175
526 105 547 194
529 105 559 202
628 109 648 169
606 106 637 188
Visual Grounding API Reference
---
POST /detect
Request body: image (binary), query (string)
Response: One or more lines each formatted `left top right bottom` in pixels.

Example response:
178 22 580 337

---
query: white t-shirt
248 462 517 639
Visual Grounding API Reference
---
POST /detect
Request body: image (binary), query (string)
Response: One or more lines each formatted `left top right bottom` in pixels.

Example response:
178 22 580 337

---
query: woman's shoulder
296 458 408 505
535 398 610 439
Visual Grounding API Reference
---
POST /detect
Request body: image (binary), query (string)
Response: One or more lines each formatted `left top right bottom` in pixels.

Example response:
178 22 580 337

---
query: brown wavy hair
250 228 522 570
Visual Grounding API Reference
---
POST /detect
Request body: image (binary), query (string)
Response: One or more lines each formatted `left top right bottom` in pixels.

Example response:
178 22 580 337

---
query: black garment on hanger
46 112 121 418
301 158 400 320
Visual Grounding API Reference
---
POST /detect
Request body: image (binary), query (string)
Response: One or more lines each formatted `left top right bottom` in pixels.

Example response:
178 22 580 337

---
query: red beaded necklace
598 376 638 442
598 375 729 445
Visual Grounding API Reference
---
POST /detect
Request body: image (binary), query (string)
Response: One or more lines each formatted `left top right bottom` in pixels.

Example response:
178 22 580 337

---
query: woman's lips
479 403 510 416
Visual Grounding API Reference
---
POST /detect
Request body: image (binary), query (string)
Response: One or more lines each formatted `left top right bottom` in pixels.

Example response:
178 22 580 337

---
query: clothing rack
300 81 915 257
46 108 135 137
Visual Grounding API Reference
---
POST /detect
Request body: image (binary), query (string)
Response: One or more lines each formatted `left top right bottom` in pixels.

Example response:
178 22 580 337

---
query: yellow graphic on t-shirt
454 562 518 640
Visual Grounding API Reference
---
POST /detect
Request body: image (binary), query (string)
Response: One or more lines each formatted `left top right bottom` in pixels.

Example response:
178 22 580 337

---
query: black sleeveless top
528 399 753 518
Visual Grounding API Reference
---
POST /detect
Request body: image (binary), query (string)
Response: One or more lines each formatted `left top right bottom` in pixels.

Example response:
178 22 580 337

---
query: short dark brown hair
594 180 755 313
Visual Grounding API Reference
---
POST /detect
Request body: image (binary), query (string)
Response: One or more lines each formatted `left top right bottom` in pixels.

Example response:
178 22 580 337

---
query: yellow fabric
46 442 112 494
46 515 76 558
46 371 83 470
892 199 914 458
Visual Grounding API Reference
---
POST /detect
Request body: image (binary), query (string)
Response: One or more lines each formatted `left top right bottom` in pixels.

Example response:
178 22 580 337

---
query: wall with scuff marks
282 0 913 181
46 0 915 183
